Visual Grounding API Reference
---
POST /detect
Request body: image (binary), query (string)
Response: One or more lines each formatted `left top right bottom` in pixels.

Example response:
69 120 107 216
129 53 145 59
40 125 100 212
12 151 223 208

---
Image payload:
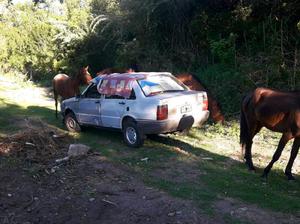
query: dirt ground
1 123 300 224
1 156 218 224
0 124 222 224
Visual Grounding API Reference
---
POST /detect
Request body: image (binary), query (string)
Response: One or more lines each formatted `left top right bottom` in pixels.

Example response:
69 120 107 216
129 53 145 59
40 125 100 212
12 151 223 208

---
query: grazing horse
52 66 92 118
175 73 225 123
240 87 300 180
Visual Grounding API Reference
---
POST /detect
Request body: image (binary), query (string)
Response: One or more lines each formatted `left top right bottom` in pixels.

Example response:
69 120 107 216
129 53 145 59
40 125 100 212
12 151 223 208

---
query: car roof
102 72 173 79
90 72 173 85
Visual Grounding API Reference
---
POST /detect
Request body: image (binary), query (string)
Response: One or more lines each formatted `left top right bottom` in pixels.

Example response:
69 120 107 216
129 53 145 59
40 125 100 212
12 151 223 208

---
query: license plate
180 104 192 113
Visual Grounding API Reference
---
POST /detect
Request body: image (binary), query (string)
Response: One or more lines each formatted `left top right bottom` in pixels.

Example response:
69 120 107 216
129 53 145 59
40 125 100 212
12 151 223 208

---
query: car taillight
157 105 168 120
202 95 208 111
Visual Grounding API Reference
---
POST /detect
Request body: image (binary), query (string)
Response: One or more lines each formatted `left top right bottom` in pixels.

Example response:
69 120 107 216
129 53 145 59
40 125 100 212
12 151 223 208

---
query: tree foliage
0 0 299 113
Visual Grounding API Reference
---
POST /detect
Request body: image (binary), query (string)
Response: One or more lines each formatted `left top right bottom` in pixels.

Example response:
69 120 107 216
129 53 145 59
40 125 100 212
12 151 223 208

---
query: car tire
123 120 144 147
64 112 81 132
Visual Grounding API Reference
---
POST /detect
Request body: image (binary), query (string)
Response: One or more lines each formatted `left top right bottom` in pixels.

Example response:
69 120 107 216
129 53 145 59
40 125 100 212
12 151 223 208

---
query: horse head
175 73 225 124
78 66 92 84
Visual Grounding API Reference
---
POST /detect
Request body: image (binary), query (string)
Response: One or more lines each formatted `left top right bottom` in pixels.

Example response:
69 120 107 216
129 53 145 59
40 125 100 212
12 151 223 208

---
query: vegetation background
0 0 299 115
1 1 300 219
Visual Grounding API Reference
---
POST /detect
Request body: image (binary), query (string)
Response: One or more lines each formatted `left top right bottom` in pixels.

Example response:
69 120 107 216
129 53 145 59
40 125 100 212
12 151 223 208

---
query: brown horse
52 66 92 118
96 67 135 76
240 87 300 180
175 73 225 123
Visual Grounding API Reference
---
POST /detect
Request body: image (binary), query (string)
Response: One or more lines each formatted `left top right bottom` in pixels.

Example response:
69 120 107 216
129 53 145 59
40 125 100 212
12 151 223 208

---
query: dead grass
0 119 71 163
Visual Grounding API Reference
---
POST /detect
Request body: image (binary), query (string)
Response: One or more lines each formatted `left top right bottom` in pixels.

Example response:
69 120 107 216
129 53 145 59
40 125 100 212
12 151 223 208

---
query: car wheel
123 120 144 147
64 112 81 132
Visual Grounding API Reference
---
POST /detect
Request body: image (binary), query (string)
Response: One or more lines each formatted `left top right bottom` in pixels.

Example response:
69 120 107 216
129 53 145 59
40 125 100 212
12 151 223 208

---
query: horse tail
52 79 58 118
240 93 252 156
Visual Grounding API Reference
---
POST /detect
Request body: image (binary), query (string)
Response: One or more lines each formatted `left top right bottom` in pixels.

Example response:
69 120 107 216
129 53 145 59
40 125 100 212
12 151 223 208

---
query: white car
61 72 209 147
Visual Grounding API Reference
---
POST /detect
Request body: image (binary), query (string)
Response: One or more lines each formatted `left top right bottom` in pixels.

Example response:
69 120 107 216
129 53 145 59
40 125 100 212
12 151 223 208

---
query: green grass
0 73 299 221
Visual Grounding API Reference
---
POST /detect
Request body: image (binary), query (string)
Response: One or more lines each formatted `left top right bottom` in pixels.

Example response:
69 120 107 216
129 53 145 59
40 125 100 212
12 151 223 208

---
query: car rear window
138 75 186 96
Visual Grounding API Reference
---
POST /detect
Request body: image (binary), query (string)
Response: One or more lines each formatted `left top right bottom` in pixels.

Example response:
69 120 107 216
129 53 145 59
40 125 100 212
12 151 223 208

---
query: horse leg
243 124 262 171
53 82 58 118
262 133 292 179
75 86 80 96
240 94 262 171
244 139 254 171
284 137 300 180
55 97 58 118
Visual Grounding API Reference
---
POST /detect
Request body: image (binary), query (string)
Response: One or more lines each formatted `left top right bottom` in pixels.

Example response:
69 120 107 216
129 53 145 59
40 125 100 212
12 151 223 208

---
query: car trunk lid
155 91 208 120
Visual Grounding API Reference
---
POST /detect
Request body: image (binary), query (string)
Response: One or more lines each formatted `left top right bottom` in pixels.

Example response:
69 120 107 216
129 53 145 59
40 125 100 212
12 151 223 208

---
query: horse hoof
248 168 256 173
285 172 296 181
245 161 256 172
261 173 268 180
287 175 296 181
260 176 268 184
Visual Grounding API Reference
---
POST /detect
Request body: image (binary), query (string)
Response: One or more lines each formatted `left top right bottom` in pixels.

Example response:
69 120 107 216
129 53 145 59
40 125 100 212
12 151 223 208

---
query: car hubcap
67 117 76 130
126 127 137 145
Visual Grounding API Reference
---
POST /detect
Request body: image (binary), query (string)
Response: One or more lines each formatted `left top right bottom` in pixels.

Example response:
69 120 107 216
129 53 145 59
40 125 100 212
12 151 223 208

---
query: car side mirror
75 94 81 98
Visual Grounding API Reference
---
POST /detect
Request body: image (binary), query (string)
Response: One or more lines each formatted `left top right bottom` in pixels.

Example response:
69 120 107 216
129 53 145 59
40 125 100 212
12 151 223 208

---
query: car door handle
119 102 125 105
95 101 100 104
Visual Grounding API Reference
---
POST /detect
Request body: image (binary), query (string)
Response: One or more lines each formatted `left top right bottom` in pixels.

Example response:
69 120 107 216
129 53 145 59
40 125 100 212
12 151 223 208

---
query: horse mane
187 73 209 91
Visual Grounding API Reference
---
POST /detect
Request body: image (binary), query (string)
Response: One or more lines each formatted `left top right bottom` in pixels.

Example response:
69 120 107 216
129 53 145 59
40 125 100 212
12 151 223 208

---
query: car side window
105 94 125 99
85 84 101 98
128 89 136 100
104 89 136 100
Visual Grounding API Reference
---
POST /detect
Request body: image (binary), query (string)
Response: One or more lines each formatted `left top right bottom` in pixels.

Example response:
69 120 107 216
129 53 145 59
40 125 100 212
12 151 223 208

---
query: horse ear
85 65 89 70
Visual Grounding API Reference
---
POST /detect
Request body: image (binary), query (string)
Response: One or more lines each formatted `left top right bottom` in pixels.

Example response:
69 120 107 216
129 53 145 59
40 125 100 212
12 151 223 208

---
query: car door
77 84 102 126
100 94 126 128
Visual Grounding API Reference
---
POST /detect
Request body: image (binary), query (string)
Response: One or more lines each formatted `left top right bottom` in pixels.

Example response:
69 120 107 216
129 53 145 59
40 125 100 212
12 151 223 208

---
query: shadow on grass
142 134 300 213
0 101 299 214
0 102 62 134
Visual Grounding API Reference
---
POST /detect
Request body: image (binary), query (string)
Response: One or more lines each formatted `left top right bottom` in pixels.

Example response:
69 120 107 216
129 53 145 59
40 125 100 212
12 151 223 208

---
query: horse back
53 73 69 80
175 73 205 91
53 74 76 99
97 68 128 75
253 87 300 113
250 87 300 132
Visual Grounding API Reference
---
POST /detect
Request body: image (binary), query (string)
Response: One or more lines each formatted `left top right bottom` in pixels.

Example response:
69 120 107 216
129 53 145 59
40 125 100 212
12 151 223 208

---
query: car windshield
138 75 186 96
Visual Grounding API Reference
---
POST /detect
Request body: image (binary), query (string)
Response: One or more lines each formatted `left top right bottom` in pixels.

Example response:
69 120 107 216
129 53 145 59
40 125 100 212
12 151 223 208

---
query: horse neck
71 75 81 88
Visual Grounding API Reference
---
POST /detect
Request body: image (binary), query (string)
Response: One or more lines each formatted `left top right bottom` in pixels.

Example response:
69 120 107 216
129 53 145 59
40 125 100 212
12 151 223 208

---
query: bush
196 64 246 115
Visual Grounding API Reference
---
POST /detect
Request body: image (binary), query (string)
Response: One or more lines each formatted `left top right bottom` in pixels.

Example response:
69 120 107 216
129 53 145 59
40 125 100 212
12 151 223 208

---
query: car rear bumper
137 111 209 135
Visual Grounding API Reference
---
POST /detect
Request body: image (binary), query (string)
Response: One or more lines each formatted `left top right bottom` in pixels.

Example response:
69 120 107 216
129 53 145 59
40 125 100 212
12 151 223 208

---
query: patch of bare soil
0 124 223 224
214 197 300 224
149 157 204 184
